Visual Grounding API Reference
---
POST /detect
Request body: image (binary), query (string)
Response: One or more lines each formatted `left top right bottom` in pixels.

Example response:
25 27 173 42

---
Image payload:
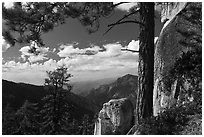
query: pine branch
108 20 144 27
121 48 139 53
111 2 130 8
103 9 140 35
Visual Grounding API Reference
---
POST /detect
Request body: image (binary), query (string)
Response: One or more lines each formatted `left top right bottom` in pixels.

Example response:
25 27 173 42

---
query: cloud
56 42 138 72
114 2 139 12
19 41 49 63
58 45 82 57
2 61 45 85
27 55 48 63
126 40 139 51
3 2 14 9
2 59 59 85
57 43 102 57
3 61 32 74
2 37 11 52
3 40 141 85
3 37 160 84
43 59 58 71
96 43 122 57
124 37 159 51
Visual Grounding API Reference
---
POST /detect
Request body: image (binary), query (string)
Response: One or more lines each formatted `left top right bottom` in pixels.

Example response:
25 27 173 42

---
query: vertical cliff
153 2 201 116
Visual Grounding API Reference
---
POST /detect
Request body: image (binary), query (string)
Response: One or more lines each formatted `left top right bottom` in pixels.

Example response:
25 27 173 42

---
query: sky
2 2 163 85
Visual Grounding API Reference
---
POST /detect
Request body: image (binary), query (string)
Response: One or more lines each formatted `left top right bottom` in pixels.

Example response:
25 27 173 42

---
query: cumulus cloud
114 2 139 12
3 37 160 85
19 41 49 63
57 43 102 57
3 2 14 9
58 45 82 57
27 54 47 63
96 43 122 57
3 61 44 85
56 42 138 72
3 61 31 74
124 37 159 51
2 37 11 52
2 59 60 85
126 40 139 51
43 59 58 71
4 2 30 10
3 40 141 84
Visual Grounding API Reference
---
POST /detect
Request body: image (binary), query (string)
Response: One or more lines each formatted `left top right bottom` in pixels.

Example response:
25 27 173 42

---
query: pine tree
2 104 18 135
80 114 95 135
136 2 155 123
40 66 72 134
14 100 40 135
81 114 89 135
68 119 80 134
2 2 113 48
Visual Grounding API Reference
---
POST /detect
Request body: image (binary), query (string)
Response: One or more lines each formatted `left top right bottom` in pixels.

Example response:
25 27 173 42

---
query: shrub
136 98 201 135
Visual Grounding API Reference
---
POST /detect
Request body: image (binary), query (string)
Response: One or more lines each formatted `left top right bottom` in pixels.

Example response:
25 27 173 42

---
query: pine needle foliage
40 66 72 135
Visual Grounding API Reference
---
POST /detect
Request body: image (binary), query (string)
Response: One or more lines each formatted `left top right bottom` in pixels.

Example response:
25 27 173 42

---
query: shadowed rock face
94 98 134 135
153 2 201 116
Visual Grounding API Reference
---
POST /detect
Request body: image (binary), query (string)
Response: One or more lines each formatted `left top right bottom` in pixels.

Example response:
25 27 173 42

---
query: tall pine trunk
136 2 155 124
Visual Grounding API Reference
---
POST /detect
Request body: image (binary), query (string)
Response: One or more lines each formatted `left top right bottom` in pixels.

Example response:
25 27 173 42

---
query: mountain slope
86 74 138 108
2 80 98 119
2 80 48 110
71 77 115 96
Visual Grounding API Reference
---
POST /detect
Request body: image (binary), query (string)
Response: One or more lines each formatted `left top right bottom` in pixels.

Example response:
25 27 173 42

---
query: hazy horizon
2 72 137 86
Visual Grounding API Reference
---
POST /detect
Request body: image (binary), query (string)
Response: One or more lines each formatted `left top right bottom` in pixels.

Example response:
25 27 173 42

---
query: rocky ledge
94 98 134 135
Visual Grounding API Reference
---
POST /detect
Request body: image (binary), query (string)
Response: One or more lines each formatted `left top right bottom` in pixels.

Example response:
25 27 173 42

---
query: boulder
94 98 134 135
153 2 201 116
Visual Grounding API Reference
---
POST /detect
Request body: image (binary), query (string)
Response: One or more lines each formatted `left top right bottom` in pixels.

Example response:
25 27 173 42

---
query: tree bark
136 2 155 124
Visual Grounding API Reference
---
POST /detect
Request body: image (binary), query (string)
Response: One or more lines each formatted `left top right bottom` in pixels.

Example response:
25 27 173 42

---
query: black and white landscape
2 2 202 135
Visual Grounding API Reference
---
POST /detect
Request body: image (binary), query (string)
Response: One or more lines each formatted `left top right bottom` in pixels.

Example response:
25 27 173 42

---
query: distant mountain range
85 74 138 108
71 77 116 96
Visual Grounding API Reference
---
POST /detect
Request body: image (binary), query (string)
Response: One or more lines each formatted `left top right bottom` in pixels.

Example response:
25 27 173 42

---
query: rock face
160 2 187 28
94 98 134 135
153 2 201 116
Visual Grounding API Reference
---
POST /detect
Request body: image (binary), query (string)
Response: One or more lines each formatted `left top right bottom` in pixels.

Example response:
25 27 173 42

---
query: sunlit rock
94 98 134 135
153 2 201 116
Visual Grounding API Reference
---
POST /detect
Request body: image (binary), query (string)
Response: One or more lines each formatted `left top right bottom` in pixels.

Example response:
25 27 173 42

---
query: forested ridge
2 79 96 135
